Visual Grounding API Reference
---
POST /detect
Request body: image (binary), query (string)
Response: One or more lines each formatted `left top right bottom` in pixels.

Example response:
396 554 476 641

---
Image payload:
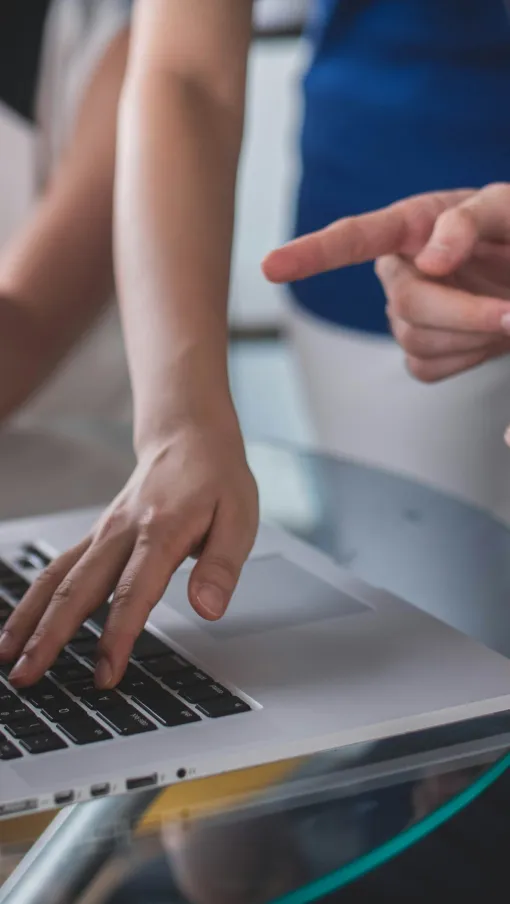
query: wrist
133 390 241 459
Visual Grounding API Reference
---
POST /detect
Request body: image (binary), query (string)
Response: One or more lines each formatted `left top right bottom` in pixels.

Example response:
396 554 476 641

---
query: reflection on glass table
3 720 510 904
2 440 510 903
118 738 510 904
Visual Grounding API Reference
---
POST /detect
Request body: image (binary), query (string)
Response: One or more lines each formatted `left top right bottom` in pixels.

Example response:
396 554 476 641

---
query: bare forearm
0 28 129 421
0 293 56 419
0 176 113 419
116 71 245 449
0 158 114 343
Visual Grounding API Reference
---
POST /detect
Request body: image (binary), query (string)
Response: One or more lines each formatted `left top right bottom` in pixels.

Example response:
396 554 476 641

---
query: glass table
2 441 510 904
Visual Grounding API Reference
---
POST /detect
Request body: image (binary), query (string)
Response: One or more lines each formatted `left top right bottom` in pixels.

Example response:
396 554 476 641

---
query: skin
1 1 259 691
162 818 305 904
0 28 129 421
263 184 510 385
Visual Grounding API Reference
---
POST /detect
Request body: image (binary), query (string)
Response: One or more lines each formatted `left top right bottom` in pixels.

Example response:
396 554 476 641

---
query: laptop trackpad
168 556 369 639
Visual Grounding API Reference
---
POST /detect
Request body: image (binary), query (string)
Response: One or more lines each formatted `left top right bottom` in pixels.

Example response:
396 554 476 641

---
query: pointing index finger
262 190 473 284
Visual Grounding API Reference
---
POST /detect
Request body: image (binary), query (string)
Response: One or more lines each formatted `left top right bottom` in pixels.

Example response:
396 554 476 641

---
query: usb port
54 791 75 806
0 799 38 816
90 783 110 798
126 774 158 791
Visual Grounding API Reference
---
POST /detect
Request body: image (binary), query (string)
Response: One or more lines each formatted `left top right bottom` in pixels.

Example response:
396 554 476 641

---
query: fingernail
417 242 452 270
196 585 227 620
0 631 13 660
9 654 30 685
95 657 113 689
427 240 450 255
505 427 510 446
501 314 510 334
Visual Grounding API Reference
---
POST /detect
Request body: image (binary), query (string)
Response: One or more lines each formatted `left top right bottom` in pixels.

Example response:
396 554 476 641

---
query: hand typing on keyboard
0 587 250 760
0 426 258 690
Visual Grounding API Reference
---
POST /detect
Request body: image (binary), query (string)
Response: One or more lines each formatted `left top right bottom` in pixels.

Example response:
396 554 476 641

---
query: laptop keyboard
0 549 251 760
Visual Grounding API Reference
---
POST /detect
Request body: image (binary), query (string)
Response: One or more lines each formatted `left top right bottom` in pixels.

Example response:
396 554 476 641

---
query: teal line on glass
271 750 510 904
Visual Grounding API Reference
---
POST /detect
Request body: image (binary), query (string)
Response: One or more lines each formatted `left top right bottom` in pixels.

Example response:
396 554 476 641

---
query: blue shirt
292 0 510 334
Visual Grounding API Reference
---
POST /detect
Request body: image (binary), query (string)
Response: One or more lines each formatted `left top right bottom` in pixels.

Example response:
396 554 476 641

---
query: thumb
416 183 510 277
188 507 255 621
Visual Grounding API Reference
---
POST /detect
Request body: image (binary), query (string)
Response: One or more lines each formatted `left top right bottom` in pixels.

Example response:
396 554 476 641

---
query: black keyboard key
81 690 123 713
0 735 22 759
89 603 111 630
15 556 35 571
6 717 48 739
53 651 77 667
67 637 98 658
0 568 30 601
0 686 19 708
0 561 26 587
12 580 30 600
75 651 98 669
180 683 230 705
0 560 15 579
8 582 30 602
40 700 84 723
132 690 200 727
21 732 68 754
0 664 13 678
59 718 112 745
140 653 190 677
0 703 34 723
196 696 251 719
49 661 92 684
25 679 69 708
162 669 211 693
65 679 97 699
100 704 157 736
70 625 97 643
131 632 171 659
22 544 52 568
0 598 13 621
117 665 154 695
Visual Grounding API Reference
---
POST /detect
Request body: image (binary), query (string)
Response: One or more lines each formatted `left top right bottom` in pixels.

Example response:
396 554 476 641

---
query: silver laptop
2 506 510 819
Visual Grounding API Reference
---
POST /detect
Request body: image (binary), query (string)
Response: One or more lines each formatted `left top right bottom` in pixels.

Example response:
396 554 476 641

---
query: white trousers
288 304 510 525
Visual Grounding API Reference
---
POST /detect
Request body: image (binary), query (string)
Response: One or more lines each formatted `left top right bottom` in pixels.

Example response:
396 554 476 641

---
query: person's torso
293 0 510 333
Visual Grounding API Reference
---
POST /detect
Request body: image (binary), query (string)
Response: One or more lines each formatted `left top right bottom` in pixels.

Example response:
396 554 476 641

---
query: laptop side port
126 774 158 791
54 791 75 806
90 783 110 798
0 799 38 817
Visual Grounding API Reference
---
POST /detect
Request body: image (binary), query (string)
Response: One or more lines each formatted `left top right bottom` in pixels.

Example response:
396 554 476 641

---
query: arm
0 28 129 420
116 0 253 448
1 3 259 691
